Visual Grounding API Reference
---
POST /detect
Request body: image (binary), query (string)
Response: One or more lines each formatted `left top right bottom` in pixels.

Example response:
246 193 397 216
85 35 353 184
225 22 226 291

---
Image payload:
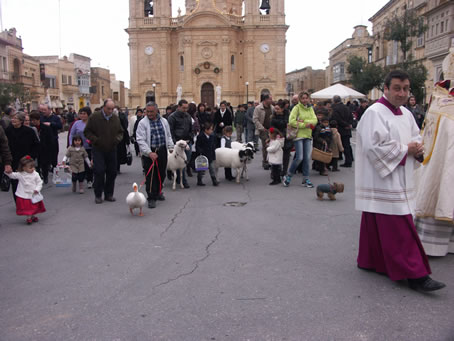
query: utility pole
0 0 3 32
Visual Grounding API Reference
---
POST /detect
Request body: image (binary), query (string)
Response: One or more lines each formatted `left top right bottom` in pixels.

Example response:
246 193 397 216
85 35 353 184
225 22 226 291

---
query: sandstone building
285 67 326 96
425 0 454 85
0 28 43 110
127 0 288 108
327 25 374 87
90 67 111 109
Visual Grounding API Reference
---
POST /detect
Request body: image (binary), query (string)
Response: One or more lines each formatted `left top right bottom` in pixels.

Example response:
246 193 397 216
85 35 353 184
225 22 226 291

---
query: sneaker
148 200 156 209
32 216 39 223
87 181 93 189
282 175 290 187
303 179 314 188
26 218 33 225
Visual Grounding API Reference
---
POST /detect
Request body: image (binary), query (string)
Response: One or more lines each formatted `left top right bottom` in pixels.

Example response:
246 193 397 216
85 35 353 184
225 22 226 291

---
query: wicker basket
312 148 333 164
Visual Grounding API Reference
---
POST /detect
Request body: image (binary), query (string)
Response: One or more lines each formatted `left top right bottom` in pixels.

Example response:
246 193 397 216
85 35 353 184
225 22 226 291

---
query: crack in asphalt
241 182 252 202
153 228 221 290
160 197 191 238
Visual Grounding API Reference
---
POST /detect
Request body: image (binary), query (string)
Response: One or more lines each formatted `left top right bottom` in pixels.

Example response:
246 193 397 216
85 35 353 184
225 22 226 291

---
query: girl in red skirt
5 155 46 225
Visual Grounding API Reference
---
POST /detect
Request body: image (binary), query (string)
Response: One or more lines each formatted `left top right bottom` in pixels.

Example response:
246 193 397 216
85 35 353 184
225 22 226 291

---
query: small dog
316 182 344 200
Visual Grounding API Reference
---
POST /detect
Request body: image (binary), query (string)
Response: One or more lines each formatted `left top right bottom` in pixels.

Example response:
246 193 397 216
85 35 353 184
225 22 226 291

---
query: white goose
126 183 147 216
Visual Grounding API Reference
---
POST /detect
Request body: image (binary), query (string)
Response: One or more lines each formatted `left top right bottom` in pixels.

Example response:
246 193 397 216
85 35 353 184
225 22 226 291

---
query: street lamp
421 86 426 106
245 81 249 103
152 83 156 104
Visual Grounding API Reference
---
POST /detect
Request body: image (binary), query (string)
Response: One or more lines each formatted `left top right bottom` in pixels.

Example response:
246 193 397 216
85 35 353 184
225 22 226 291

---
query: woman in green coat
283 92 318 188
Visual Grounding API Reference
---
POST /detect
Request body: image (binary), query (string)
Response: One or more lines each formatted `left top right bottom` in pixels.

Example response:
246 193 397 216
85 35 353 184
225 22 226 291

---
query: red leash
140 159 162 194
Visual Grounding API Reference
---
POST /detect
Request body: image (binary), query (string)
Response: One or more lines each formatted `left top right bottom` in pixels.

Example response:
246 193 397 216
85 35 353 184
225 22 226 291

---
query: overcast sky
1 0 389 88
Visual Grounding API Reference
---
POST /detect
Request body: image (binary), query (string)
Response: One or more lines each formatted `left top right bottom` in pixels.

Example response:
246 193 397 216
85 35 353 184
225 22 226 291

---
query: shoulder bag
286 110 299 140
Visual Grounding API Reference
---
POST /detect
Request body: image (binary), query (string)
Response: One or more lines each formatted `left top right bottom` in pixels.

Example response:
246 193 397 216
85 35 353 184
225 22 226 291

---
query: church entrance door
201 83 214 108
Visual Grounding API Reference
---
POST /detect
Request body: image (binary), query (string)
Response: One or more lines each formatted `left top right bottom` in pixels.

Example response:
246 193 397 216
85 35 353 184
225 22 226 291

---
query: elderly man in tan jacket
253 94 275 170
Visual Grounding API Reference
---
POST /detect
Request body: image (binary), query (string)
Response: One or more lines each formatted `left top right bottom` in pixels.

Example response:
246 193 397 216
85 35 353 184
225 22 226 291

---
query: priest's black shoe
408 276 446 292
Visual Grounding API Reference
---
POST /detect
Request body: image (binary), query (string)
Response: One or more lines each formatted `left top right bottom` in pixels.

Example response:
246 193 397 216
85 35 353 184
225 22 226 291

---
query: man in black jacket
30 112 54 184
167 99 192 188
0 125 12 178
331 95 353 167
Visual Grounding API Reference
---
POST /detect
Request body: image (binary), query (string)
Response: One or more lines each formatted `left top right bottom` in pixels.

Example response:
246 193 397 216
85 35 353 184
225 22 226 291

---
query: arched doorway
260 88 270 102
201 82 214 108
145 90 155 105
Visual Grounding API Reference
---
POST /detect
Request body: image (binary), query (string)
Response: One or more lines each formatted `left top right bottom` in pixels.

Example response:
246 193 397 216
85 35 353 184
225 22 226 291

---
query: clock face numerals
260 43 270 54
144 45 154 55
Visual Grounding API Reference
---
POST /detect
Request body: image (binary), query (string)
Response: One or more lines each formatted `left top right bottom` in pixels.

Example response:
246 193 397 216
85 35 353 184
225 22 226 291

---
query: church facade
127 0 288 108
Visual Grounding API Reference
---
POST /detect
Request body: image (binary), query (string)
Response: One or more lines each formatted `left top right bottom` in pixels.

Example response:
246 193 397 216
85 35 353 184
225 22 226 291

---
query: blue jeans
288 138 312 178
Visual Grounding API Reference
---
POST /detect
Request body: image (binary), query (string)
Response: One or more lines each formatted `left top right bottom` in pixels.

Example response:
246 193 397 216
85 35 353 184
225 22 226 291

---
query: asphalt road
0 133 453 341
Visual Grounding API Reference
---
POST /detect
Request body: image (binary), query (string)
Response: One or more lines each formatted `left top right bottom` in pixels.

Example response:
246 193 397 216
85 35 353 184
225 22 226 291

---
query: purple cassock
357 212 431 281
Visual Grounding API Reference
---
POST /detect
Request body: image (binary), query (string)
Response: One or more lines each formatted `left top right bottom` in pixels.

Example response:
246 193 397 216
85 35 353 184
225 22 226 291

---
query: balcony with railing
62 83 79 93
131 13 248 28
9 72 34 86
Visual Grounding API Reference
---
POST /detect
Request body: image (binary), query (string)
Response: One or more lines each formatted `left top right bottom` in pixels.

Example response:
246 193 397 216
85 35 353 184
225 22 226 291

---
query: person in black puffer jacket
5 112 40 201
330 95 353 167
167 99 193 188
271 100 293 176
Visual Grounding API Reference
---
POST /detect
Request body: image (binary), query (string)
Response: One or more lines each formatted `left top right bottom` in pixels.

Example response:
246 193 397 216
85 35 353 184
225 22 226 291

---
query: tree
347 56 385 95
384 8 427 62
0 83 25 111
381 8 428 103
394 60 428 103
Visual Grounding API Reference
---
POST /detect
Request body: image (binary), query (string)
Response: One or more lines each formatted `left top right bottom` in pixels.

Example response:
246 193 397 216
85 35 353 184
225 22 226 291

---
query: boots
197 173 205 186
211 177 219 186
72 181 77 193
79 182 84 194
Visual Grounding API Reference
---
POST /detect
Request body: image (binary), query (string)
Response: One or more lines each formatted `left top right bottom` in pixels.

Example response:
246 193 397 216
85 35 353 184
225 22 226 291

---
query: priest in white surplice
355 70 445 292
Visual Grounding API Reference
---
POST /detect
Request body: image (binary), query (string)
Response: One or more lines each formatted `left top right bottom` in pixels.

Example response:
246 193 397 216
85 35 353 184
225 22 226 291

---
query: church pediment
197 41 218 47
183 12 231 28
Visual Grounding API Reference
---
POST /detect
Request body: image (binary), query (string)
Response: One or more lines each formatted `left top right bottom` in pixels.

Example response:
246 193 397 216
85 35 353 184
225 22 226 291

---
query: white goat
214 148 254 183
167 140 189 190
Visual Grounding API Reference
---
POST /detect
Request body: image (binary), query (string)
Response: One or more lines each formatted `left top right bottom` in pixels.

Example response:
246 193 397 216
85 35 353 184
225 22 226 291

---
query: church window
180 56 184 71
231 55 235 71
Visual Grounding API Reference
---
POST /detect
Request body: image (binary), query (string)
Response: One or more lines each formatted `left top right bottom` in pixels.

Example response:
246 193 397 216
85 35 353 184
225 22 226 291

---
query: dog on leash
316 182 344 200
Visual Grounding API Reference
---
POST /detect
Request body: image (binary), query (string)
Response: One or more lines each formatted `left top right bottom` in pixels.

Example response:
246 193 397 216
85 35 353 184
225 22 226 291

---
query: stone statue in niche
177 84 182 102
216 85 221 106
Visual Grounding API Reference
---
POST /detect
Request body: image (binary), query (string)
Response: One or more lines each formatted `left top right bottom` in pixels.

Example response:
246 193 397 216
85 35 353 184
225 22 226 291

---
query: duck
126 182 147 216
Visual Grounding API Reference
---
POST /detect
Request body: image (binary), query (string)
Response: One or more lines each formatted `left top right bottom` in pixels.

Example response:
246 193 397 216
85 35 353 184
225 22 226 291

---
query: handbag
312 145 333 164
1 173 10 192
126 146 133 166
31 192 43 204
286 110 300 140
